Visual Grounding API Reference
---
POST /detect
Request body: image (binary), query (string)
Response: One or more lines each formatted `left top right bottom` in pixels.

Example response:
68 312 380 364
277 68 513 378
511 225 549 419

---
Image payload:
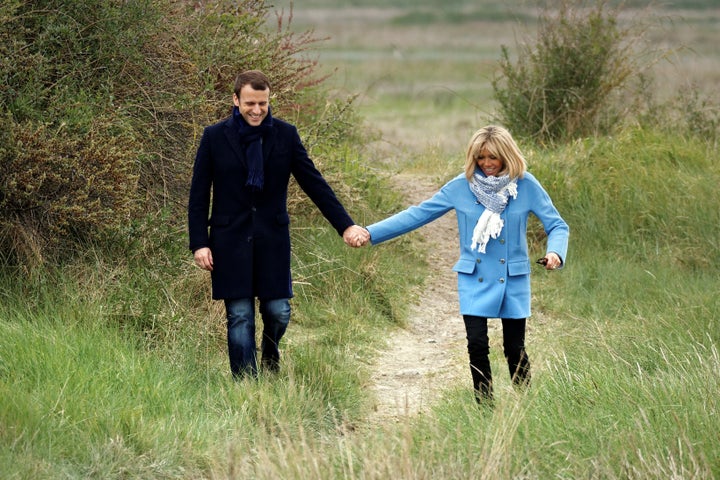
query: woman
363 125 569 402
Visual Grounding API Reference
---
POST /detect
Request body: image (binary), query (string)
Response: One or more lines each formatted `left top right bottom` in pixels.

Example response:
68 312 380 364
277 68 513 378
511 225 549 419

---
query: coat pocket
452 258 477 274
508 259 530 276
210 215 230 227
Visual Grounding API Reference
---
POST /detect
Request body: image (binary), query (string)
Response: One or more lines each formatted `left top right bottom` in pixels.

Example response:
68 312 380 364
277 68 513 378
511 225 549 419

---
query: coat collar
222 116 276 164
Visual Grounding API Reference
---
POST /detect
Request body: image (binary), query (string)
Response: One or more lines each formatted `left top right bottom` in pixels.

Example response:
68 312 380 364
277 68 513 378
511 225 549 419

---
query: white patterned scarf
469 173 518 252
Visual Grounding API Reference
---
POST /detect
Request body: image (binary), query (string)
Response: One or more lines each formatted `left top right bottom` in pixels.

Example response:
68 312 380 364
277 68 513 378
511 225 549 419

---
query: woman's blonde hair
464 125 527 181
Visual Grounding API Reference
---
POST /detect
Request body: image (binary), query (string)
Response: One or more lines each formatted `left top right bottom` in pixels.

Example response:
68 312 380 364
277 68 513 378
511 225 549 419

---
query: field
273 0 720 159
2 1 719 478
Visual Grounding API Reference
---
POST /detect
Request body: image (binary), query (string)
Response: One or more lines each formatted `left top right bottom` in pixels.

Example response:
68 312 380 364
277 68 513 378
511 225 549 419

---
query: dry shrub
0 115 140 264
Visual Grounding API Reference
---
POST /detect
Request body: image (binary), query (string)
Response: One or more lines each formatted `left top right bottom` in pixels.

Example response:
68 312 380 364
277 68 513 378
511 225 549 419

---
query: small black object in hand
536 257 548 266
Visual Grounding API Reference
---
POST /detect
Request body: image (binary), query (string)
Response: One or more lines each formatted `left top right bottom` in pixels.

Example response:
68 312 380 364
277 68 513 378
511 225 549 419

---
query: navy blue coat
188 115 355 300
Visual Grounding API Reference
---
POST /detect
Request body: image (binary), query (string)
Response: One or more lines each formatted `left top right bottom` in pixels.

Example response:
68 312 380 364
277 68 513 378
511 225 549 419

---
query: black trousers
462 315 531 400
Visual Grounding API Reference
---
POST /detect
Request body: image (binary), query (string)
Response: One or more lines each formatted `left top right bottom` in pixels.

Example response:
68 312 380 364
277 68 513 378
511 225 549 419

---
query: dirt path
366 172 499 422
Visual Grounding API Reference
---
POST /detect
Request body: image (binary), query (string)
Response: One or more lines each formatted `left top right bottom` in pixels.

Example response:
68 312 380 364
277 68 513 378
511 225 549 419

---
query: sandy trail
365 173 500 422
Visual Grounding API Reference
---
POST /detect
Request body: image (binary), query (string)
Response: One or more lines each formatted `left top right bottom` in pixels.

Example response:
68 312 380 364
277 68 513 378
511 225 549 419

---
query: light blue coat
367 172 569 318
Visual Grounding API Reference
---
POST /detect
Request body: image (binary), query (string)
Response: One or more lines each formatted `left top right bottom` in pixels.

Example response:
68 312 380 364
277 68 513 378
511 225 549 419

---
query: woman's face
475 148 504 177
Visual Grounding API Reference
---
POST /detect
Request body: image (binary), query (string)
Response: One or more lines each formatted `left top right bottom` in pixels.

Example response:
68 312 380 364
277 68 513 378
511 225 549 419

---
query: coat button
478 277 484 283
499 239 506 244
499 258 506 264
476 258 482 263
499 278 505 283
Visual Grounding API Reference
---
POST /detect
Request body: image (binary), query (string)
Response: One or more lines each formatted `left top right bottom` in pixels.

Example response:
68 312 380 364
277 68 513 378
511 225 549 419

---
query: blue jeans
224 298 291 377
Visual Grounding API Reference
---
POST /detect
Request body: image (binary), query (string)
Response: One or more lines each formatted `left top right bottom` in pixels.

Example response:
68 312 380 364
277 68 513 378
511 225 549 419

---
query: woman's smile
475 148 504 177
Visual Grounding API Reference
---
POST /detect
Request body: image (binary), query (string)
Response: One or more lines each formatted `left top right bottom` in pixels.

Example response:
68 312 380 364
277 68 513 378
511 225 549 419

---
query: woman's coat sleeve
366 181 456 245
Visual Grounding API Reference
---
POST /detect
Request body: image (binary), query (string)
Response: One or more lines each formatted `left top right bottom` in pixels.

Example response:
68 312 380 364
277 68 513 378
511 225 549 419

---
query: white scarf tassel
471 209 504 253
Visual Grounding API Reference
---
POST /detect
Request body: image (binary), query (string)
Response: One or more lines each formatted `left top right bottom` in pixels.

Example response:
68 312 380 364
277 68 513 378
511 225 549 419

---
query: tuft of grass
531 127 720 269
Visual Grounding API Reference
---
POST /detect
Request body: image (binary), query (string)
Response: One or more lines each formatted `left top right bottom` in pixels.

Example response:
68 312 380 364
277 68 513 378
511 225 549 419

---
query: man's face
233 84 270 126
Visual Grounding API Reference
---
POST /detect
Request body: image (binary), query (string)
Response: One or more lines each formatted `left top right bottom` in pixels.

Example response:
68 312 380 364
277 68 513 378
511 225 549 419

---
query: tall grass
3 1 720 478
0 140 427 478
2 123 717 478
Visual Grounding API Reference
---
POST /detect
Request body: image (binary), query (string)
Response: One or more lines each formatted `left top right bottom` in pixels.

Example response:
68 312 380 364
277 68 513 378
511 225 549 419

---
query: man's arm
188 127 214 252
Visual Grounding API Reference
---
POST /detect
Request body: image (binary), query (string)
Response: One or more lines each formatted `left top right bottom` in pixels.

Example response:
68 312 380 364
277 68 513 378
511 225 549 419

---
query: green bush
637 82 720 147
492 0 650 143
0 0 344 265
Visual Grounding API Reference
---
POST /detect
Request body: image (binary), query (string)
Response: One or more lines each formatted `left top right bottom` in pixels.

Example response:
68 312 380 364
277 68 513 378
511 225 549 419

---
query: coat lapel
262 121 277 162
223 117 245 164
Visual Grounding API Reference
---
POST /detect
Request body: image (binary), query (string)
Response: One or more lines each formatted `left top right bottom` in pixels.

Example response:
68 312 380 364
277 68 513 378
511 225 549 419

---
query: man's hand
194 247 214 271
343 225 370 248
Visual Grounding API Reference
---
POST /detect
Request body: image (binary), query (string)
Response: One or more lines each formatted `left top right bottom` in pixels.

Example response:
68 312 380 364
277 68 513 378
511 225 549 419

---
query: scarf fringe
471 209 505 253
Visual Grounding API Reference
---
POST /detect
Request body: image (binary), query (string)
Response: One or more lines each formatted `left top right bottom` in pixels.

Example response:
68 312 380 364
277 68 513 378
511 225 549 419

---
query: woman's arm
366 180 458 245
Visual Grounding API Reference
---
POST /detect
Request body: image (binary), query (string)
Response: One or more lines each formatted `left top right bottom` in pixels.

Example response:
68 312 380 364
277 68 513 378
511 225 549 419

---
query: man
188 70 368 378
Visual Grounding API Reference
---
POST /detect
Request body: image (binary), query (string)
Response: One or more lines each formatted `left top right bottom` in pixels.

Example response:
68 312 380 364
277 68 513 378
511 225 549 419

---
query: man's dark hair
234 70 271 97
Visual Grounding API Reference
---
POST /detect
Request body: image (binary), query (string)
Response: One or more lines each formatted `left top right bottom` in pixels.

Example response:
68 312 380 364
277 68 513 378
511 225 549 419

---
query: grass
3 134 718 480
2 157 718 478
3 1 720 478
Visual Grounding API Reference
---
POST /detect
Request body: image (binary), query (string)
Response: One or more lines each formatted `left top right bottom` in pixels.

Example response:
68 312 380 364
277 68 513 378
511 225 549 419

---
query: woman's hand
542 252 562 270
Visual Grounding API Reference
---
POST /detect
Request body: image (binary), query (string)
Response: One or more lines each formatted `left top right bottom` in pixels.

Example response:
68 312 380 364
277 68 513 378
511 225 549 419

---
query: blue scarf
469 171 515 213
233 106 273 191
468 170 518 252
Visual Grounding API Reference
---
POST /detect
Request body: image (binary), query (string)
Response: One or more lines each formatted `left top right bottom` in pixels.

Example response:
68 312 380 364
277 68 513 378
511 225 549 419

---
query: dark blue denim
224 298 290 377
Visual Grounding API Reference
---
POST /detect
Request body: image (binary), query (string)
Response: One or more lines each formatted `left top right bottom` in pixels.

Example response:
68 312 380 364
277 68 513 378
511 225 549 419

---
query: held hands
343 225 371 248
